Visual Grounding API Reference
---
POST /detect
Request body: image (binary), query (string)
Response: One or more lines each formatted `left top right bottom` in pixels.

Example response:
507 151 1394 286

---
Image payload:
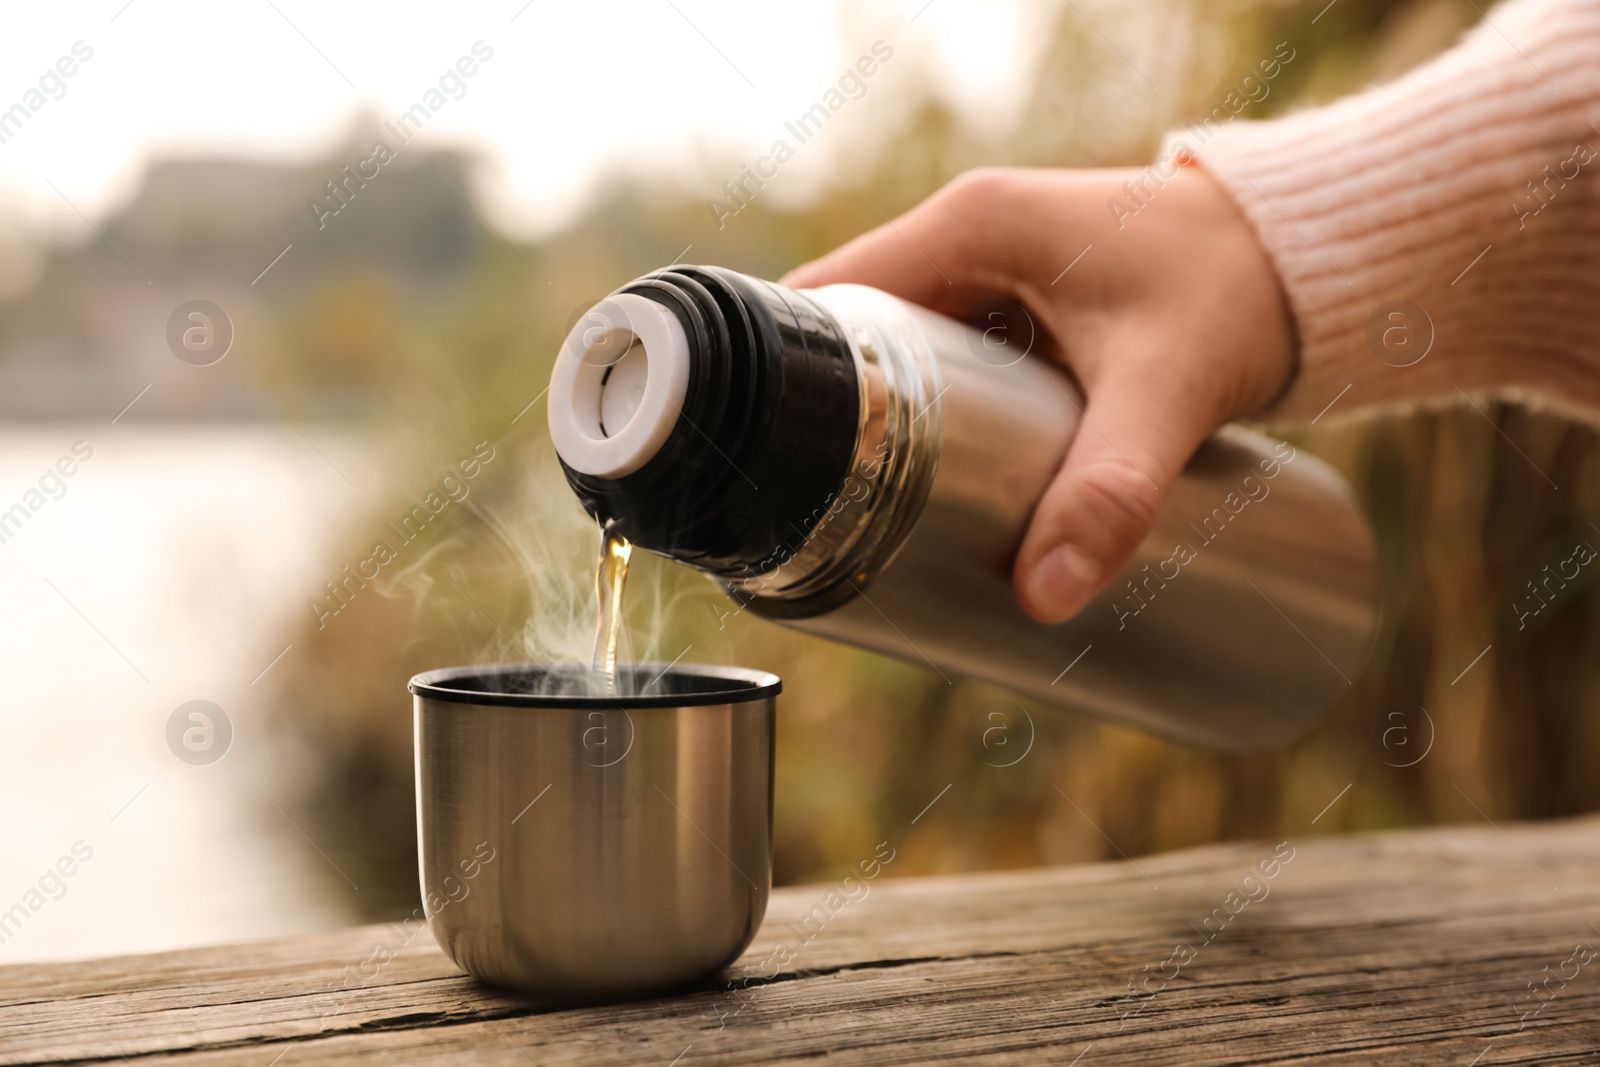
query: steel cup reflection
411 663 778 999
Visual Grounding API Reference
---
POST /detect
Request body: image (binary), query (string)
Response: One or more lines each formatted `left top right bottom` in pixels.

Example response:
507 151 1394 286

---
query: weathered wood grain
4 816 1599 1065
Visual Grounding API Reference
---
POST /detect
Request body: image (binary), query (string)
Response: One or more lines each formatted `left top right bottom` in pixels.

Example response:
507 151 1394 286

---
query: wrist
1165 162 1299 421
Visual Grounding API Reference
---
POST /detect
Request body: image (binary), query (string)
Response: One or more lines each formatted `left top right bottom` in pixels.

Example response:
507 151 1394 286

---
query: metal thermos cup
411 663 779 998
546 266 1378 749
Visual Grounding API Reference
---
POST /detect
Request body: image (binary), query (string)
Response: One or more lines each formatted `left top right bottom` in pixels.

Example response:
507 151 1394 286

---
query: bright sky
0 0 1047 240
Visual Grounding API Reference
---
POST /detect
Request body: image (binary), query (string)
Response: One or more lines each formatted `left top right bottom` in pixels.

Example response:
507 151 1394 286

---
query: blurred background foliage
11 0 1599 924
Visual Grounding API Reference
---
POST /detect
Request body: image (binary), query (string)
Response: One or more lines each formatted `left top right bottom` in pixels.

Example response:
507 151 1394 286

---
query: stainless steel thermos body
755 284 1376 748
550 267 1379 750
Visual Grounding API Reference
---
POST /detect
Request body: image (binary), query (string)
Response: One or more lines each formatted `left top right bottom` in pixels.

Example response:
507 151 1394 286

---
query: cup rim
408 662 781 709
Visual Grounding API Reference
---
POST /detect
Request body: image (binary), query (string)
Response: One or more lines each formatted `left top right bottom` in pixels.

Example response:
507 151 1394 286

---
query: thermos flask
546 265 1378 749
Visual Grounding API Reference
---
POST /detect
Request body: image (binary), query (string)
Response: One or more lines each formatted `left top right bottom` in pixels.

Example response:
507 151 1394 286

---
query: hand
782 164 1297 624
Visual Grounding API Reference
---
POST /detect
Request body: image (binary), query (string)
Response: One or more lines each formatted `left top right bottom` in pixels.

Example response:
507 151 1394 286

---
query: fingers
781 169 1054 320
1014 353 1216 624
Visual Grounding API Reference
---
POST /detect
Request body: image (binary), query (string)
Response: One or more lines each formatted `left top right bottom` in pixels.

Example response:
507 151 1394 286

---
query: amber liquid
591 519 633 692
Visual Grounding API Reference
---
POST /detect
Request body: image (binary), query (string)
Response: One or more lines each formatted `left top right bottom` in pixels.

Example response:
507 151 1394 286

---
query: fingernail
1028 544 1102 622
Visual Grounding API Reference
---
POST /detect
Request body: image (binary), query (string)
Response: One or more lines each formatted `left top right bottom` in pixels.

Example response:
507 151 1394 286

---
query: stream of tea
591 519 633 691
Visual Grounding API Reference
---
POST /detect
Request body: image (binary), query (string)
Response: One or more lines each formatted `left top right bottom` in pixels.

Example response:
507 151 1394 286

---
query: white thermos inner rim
547 293 690 478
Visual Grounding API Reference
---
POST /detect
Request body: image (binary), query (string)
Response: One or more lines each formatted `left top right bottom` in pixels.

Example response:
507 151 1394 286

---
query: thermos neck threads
554 266 861 579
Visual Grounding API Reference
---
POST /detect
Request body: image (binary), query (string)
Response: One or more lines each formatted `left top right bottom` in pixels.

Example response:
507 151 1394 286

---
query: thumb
1014 366 1213 625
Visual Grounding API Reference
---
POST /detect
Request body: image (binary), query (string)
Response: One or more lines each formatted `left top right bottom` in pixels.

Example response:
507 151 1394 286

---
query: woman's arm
1184 0 1600 422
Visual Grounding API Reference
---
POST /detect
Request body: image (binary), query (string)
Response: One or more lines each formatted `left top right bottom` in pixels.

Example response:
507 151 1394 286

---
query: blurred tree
6 0 1595 924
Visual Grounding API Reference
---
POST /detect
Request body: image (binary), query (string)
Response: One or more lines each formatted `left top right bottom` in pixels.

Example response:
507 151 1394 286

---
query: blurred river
0 423 380 962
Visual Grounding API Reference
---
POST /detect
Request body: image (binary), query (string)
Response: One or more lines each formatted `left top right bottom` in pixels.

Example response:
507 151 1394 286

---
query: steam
463 440 688 698
353 415 709 700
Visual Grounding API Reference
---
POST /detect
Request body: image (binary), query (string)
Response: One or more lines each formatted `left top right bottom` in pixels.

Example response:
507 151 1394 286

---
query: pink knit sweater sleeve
1171 0 1600 423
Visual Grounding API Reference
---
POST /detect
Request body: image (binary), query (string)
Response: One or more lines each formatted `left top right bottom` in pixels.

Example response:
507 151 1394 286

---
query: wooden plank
3 816 1599 1064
